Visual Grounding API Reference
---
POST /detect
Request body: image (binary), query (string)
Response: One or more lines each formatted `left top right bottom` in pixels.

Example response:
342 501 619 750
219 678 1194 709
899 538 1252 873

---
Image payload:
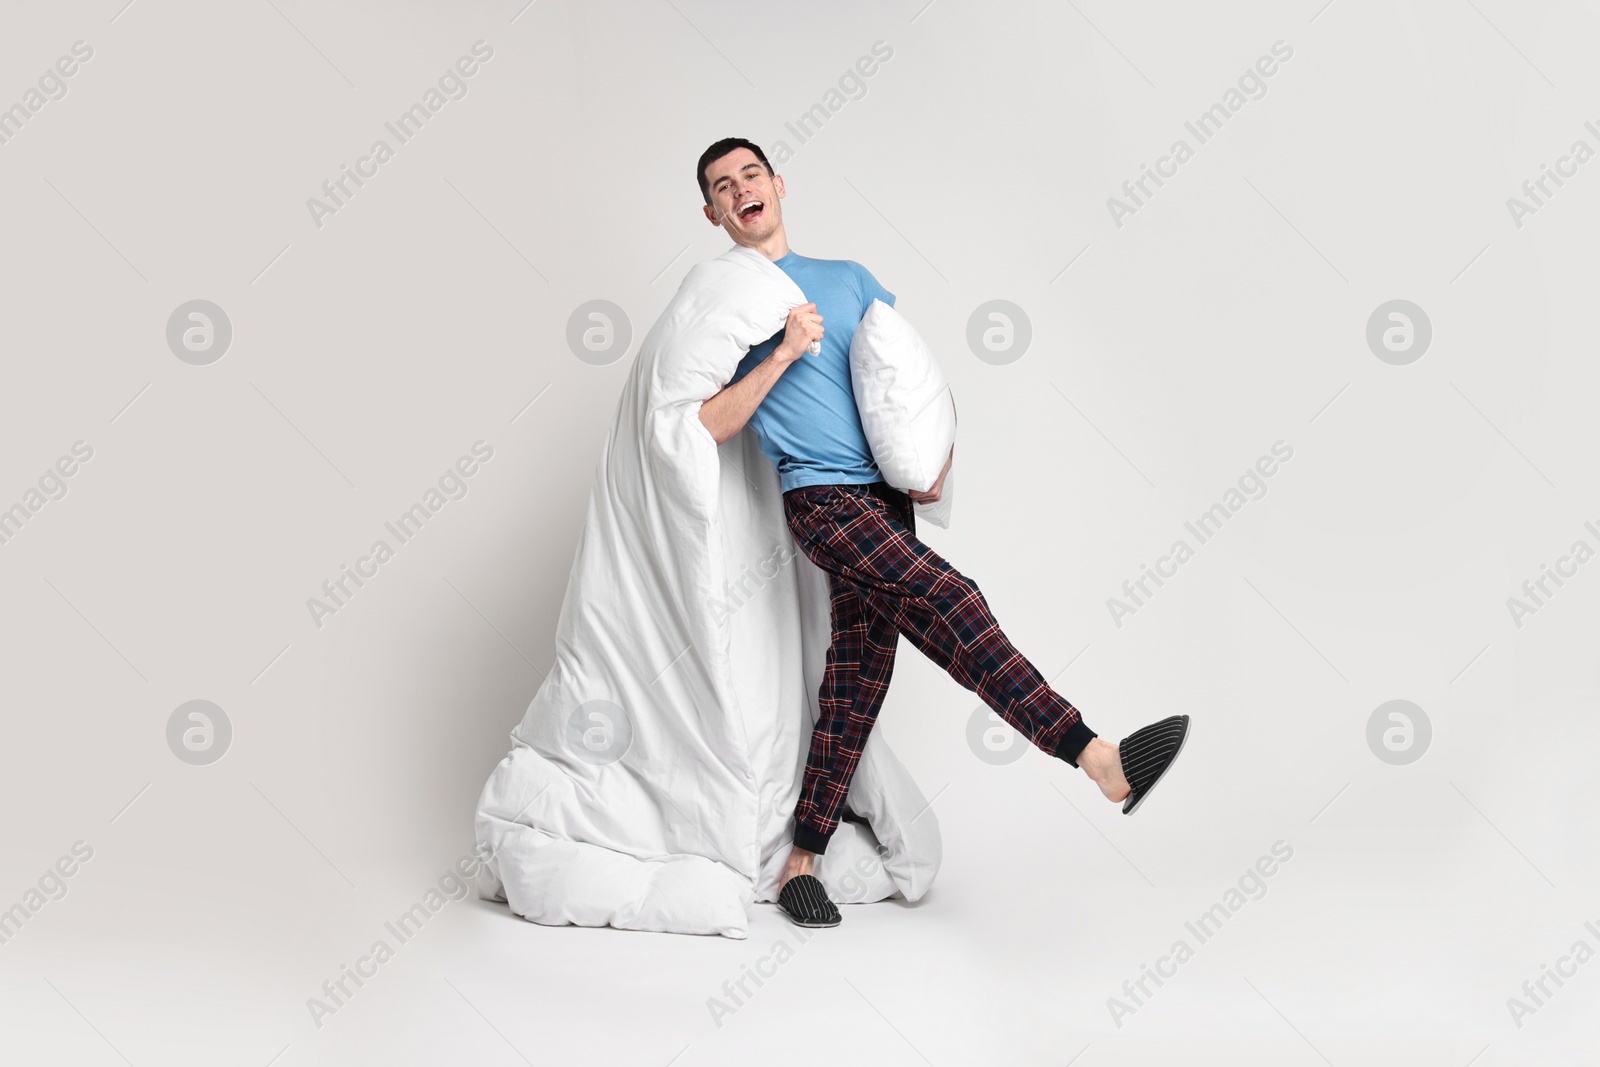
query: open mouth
735 200 765 224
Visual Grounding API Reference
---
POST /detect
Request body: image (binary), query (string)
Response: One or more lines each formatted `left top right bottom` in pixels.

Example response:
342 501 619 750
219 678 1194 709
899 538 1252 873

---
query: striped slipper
1118 714 1191 815
777 874 841 928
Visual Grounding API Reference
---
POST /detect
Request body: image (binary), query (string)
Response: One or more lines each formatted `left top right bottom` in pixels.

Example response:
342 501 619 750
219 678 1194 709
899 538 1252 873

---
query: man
695 138 1190 928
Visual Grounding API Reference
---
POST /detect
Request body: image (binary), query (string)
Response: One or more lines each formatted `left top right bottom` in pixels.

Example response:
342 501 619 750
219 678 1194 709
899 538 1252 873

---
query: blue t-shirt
728 251 895 493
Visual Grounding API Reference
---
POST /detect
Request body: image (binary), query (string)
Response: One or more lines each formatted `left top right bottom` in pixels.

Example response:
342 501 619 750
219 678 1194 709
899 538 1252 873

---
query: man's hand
775 301 823 364
906 445 953 504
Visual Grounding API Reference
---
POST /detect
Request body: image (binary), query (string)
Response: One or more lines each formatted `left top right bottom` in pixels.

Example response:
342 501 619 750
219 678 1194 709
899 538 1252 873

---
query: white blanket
473 244 943 938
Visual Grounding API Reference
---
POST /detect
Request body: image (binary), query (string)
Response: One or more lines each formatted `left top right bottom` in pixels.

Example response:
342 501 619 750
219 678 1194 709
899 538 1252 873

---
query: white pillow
849 299 957 527
914 465 954 529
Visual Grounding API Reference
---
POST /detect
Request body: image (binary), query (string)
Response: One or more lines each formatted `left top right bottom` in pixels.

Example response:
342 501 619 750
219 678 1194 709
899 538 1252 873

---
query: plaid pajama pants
782 479 1098 855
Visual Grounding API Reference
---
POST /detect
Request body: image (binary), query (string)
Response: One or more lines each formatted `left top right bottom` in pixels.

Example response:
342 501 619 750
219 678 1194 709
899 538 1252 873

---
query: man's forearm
698 351 792 445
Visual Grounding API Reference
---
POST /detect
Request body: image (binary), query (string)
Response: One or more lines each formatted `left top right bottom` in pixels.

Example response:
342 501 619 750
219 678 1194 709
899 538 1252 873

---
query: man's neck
736 229 791 262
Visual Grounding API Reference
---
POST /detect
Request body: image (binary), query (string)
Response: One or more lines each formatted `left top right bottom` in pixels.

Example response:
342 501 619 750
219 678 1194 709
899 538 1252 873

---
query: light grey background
2 0 1596 1063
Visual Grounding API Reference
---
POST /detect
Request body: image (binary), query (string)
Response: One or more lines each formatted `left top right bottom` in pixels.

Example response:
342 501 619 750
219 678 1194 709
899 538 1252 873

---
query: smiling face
701 147 786 248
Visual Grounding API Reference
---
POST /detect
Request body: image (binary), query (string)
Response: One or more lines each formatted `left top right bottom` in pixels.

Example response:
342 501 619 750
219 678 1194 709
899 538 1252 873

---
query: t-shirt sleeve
853 262 895 310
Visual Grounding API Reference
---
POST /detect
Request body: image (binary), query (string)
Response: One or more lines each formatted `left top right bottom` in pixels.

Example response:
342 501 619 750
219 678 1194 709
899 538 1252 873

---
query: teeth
739 201 762 215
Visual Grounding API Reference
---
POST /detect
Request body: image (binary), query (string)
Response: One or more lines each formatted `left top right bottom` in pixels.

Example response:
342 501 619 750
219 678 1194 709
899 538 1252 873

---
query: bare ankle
783 847 816 878
1077 737 1130 802
1078 738 1113 778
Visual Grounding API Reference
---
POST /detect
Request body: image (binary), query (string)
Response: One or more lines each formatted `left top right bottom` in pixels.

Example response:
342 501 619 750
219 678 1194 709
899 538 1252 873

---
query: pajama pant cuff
1053 719 1099 768
792 818 834 855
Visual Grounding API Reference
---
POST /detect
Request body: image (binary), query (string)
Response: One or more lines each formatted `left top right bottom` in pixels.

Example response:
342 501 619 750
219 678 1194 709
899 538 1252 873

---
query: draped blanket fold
473 244 942 938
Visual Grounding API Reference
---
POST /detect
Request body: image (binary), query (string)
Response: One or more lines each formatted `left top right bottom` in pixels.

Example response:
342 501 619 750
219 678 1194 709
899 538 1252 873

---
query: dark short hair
697 138 773 205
